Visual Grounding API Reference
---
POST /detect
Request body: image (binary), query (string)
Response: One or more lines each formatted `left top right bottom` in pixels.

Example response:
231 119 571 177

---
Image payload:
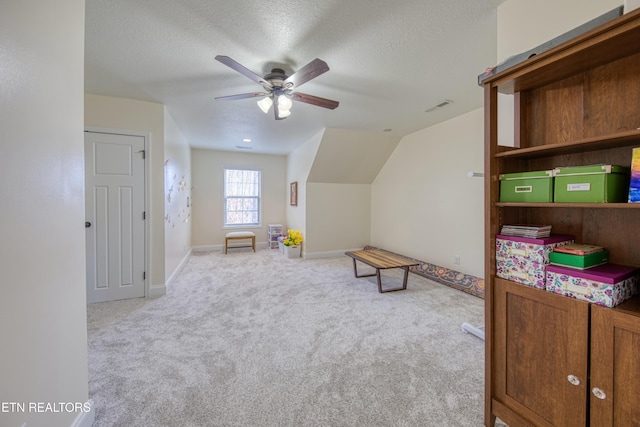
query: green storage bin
499 170 554 202
549 250 609 269
554 165 629 203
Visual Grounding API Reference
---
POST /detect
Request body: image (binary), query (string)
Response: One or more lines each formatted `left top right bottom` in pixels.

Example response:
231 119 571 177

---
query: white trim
193 242 269 253
303 248 364 259
166 249 193 286
145 130 153 297
147 283 167 298
69 399 95 427
85 126 152 299
192 244 224 253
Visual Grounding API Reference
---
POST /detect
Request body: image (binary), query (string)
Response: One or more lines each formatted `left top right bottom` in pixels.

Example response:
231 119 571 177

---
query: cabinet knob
592 387 607 400
567 375 581 386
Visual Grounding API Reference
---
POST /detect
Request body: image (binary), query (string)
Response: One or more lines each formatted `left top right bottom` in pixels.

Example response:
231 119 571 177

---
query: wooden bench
225 231 255 254
345 249 420 293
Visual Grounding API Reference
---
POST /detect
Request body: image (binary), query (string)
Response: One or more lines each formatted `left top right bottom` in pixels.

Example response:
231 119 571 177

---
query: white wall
164 109 192 281
306 183 371 256
191 149 287 249
84 94 166 289
286 129 324 248
0 1 91 426
287 128 399 257
498 0 622 60
372 109 485 278
368 0 625 280
307 128 400 184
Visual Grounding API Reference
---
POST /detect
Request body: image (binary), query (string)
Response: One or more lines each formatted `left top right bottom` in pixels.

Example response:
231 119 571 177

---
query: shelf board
495 130 640 159
613 296 640 316
496 202 640 209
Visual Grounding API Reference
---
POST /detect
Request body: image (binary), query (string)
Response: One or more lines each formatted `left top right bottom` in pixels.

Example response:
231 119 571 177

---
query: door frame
85 126 152 298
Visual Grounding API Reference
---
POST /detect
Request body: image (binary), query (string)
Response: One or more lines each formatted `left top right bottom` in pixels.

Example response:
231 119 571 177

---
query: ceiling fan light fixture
215 56 338 120
274 94 292 119
276 108 291 119
277 94 293 111
257 96 273 114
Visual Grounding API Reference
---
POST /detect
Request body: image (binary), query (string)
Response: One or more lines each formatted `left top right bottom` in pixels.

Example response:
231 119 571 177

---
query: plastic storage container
553 165 629 203
496 234 574 288
546 263 639 307
499 170 554 203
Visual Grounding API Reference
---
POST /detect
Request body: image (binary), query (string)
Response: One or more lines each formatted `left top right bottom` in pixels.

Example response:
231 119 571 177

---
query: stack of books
500 224 552 238
550 243 609 269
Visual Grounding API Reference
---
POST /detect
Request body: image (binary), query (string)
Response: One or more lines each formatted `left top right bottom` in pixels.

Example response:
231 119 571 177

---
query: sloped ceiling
85 0 506 155
308 129 400 184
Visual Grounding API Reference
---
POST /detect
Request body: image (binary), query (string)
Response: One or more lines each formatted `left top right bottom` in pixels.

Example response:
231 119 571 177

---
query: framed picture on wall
290 181 298 206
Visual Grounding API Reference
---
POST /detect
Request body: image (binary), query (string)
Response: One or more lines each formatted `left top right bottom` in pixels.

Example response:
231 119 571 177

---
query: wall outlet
454 255 461 265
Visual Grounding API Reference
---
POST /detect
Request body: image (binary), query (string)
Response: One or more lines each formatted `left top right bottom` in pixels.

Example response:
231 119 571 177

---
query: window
224 169 261 226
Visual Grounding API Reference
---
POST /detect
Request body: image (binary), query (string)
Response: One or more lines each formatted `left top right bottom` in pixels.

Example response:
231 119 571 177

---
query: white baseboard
70 399 94 427
192 242 269 253
166 249 192 286
192 246 359 259
192 244 223 252
304 248 363 259
148 249 193 298
147 283 166 298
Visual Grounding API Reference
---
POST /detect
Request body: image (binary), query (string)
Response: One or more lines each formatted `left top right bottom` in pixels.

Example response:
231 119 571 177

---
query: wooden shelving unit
483 8 640 427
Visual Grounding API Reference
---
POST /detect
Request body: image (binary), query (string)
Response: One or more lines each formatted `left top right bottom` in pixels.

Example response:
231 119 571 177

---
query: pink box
546 263 639 307
496 234 574 288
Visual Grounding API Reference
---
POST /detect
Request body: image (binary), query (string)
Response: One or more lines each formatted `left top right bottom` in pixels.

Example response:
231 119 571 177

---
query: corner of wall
286 129 325 236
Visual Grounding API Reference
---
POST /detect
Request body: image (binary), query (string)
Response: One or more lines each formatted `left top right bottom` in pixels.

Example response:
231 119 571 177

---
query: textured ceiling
85 0 505 155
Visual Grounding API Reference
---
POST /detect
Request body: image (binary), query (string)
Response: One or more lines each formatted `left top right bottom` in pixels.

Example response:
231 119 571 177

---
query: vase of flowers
282 229 303 258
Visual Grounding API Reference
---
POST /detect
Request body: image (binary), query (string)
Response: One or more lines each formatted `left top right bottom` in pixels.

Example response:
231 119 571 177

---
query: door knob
592 388 607 400
85 222 91 228
567 375 581 386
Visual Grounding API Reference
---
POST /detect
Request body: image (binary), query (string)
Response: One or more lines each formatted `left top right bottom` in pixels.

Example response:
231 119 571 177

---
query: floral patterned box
496 234 574 289
546 263 639 307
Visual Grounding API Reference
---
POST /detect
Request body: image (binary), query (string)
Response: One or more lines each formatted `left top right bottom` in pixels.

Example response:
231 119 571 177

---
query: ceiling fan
214 55 339 120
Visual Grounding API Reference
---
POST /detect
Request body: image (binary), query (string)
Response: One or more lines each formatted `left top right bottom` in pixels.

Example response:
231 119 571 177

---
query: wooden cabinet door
591 301 640 426
493 279 590 426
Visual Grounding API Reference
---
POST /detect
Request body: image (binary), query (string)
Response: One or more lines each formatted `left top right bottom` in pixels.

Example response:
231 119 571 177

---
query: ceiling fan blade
291 92 339 110
283 58 329 89
214 92 267 101
215 55 272 88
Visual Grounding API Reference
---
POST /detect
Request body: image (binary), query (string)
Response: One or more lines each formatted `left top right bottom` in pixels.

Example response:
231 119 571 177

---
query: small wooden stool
225 231 256 254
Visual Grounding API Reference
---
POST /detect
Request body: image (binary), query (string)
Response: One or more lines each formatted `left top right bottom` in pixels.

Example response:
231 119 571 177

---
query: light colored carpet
88 248 486 426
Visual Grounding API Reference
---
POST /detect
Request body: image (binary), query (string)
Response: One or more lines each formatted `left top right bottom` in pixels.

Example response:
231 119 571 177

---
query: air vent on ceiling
425 99 453 113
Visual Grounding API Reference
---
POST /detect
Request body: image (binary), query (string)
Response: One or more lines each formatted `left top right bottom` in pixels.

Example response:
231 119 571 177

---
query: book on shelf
553 243 605 256
629 146 640 203
549 249 609 269
548 261 609 270
500 224 552 238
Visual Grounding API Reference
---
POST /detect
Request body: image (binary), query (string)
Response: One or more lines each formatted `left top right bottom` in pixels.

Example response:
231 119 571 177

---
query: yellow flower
283 229 303 246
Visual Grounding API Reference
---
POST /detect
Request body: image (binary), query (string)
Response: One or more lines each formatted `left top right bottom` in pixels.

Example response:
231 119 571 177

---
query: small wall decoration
164 158 191 229
290 181 298 206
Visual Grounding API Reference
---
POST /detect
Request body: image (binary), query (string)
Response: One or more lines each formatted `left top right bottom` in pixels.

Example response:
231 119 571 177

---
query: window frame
223 168 262 228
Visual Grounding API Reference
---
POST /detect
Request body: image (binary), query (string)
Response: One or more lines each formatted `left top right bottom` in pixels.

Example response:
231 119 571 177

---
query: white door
85 131 145 303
